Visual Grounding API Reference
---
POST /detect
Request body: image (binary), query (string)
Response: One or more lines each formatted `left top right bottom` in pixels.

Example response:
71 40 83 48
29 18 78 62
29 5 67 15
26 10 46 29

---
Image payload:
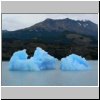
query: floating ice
60 54 90 71
9 47 57 71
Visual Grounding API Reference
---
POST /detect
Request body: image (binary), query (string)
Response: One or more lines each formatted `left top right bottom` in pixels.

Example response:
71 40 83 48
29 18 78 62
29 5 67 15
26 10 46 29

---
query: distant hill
2 18 98 60
2 18 98 40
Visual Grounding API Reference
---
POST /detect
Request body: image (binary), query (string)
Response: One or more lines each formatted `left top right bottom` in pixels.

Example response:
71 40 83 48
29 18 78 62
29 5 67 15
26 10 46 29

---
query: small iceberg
9 47 57 71
60 54 90 71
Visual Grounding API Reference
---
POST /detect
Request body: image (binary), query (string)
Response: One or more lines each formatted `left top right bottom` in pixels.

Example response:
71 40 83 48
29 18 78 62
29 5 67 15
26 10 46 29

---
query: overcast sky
2 14 98 31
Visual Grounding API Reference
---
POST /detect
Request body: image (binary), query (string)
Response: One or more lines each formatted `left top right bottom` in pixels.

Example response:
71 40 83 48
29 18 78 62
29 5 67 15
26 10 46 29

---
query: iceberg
60 54 90 71
9 47 57 71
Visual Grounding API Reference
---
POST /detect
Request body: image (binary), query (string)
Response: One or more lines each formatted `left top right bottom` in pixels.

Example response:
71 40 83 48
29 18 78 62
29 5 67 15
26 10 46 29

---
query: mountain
2 18 98 60
30 18 98 37
2 18 98 39
2 18 98 45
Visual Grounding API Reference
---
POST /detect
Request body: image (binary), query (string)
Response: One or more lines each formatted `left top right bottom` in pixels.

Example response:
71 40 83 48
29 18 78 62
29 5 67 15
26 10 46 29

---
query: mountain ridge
2 18 98 44
2 18 98 60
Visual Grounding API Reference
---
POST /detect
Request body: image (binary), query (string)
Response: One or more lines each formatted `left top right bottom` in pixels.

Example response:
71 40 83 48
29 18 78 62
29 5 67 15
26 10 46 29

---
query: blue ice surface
9 47 57 71
60 54 90 71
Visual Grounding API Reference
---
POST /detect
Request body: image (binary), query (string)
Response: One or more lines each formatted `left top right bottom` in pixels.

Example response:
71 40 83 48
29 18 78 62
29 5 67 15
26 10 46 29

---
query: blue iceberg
60 54 90 71
9 47 57 71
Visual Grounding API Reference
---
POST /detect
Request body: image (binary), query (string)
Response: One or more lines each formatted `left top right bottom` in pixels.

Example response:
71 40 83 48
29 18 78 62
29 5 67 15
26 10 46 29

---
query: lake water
1 61 98 86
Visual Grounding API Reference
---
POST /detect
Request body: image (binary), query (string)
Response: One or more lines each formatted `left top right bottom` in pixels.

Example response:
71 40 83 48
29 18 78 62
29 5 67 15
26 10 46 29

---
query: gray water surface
1 61 98 86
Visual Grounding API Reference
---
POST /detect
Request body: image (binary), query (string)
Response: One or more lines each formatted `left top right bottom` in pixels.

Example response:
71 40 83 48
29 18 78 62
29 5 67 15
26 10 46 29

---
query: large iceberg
60 54 90 71
9 47 57 71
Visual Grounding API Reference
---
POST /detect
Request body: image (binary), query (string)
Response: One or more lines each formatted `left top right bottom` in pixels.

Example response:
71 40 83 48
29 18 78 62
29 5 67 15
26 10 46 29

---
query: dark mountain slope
2 18 98 40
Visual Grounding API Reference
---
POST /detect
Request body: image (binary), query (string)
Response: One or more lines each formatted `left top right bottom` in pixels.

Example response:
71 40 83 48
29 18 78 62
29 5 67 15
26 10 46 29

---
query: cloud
2 14 98 31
